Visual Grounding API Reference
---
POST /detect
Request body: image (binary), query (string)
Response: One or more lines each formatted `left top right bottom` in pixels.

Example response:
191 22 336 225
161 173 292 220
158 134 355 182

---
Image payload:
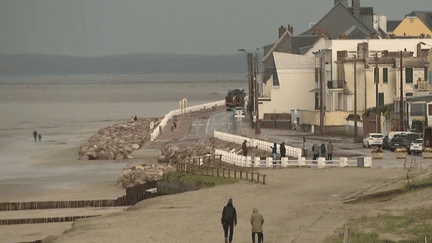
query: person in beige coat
250 208 264 243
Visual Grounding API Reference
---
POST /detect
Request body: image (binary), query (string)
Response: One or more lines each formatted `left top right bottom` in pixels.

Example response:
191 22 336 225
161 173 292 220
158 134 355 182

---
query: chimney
417 43 422 57
288 25 294 35
334 0 348 7
352 0 360 19
279 25 286 38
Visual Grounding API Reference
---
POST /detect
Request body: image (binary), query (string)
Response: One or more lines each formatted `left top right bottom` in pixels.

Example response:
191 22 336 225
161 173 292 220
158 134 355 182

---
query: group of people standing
312 142 333 161
221 198 264 243
32 130 42 142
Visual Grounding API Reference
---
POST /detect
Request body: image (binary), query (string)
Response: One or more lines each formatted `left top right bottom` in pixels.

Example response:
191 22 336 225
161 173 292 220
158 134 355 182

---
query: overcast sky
1 0 431 57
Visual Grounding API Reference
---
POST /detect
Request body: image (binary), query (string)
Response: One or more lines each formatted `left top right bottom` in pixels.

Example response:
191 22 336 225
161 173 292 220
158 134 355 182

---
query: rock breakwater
79 118 160 160
118 164 176 188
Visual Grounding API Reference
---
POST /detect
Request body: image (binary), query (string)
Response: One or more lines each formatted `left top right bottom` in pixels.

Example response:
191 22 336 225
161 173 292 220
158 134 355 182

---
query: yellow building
393 11 432 37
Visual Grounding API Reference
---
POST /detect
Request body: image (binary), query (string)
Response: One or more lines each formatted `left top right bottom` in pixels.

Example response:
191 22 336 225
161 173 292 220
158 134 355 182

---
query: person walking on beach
33 131 38 142
327 142 333 161
320 142 326 158
312 143 319 161
242 140 248 156
38 133 42 142
280 142 286 158
221 198 237 243
250 208 264 243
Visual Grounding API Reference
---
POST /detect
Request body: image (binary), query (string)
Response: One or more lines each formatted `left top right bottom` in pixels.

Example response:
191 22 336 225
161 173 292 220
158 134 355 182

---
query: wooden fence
176 155 266 184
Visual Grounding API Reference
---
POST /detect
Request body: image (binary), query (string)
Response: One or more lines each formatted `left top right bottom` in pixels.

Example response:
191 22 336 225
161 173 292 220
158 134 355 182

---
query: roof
344 25 370 39
290 35 320 54
406 11 432 31
299 2 374 39
387 20 401 32
348 7 374 16
261 30 292 63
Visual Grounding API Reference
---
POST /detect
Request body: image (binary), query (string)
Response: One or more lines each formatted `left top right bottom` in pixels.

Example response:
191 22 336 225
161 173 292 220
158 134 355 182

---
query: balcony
417 80 429 92
327 80 344 89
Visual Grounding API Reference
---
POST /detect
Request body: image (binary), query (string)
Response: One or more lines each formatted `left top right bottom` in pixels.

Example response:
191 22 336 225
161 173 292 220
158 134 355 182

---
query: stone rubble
79 118 160 160
117 163 176 188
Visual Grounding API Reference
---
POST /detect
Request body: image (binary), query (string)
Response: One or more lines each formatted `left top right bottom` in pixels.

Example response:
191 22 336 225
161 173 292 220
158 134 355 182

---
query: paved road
180 108 237 144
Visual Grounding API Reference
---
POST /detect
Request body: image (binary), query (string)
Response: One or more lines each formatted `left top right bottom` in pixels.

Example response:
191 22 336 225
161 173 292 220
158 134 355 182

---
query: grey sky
1 0 430 56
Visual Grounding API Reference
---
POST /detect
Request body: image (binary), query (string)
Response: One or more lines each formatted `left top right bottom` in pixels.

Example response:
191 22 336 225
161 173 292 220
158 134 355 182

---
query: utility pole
254 53 261 134
319 57 324 133
400 50 404 131
354 55 358 138
375 53 379 109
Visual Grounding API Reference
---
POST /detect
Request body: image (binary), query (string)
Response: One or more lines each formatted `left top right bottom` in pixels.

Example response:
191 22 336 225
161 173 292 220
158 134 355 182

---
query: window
406 67 413 84
406 92 413 97
378 93 384 108
383 68 388 83
374 68 379 84
315 93 320 110
411 103 425 116
425 66 430 83
315 68 319 83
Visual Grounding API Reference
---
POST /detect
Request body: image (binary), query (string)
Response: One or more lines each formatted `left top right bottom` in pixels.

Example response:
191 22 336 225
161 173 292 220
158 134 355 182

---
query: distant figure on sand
242 140 248 156
38 133 42 142
221 198 237 243
33 131 38 142
250 208 264 243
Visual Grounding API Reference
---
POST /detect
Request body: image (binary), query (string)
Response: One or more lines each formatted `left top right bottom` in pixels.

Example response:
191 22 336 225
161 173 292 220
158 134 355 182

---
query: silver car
410 138 423 155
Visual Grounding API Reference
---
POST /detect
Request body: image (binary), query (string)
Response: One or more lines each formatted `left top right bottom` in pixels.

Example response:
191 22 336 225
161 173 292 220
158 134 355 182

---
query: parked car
404 132 423 154
382 135 390 150
389 134 405 151
363 133 384 148
410 138 423 155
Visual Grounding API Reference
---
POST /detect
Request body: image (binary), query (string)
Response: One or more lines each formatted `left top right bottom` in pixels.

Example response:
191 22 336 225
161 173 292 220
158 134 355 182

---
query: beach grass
326 174 432 242
325 207 432 243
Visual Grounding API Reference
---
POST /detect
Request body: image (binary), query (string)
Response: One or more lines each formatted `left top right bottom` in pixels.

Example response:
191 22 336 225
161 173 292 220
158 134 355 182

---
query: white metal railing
214 131 303 158
214 149 371 168
151 100 225 141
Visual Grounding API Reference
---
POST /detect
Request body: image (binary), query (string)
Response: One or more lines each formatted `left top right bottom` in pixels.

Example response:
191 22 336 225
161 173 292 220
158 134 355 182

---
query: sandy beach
0 73 246 242
44 167 422 243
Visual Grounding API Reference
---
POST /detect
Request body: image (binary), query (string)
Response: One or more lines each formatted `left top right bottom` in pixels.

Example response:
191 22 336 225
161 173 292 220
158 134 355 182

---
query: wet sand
0 73 246 242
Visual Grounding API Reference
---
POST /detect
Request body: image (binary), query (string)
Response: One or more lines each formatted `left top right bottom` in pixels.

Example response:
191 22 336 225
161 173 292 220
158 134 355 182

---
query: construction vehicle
225 89 246 111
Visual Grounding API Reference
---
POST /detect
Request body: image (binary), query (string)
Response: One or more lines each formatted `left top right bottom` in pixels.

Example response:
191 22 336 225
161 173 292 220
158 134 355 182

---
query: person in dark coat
37 133 42 142
327 142 333 161
320 143 326 158
312 143 319 161
280 142 286 157
270 143 277 159
33 131 38 142
250 208 264 243
242 140 248 156
221 198 237 243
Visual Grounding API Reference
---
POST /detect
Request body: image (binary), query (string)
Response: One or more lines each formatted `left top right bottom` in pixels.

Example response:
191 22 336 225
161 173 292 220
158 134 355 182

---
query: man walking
221 198 237 243
33 130 38 142
327 142 333 161
250 208 264 243
312 143 319 161
242 140 248 156
280 142 286 158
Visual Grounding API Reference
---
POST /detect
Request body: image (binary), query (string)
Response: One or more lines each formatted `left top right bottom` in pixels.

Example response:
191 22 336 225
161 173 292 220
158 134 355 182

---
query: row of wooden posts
176 155 267 184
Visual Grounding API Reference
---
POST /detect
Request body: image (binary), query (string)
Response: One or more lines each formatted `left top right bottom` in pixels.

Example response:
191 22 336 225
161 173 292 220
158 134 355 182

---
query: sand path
46 167 408 243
